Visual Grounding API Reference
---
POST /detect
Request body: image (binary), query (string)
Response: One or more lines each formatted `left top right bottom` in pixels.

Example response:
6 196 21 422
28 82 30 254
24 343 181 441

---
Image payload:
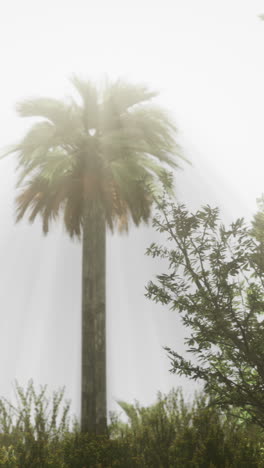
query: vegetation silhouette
146 196 264 429
0 382 263 467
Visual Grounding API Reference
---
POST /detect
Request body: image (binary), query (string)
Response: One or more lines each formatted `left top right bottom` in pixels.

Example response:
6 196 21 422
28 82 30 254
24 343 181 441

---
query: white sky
0 0 263 419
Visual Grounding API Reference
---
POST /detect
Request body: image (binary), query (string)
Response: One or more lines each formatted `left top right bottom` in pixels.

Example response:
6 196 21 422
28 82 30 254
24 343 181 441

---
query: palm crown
7 77 182 236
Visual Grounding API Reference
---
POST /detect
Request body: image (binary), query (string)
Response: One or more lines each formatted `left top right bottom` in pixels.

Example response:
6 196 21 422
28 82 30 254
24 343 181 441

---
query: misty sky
0 0 263 419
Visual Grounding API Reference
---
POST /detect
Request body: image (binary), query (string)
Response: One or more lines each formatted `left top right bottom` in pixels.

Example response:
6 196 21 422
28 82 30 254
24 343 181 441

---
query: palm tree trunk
81 202 107 434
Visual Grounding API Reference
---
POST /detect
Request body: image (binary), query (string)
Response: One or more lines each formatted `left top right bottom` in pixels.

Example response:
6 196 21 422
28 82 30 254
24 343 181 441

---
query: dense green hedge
0 383 263 467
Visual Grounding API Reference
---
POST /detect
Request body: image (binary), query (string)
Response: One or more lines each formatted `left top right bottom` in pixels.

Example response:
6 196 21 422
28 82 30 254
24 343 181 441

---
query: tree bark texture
81 202 107 434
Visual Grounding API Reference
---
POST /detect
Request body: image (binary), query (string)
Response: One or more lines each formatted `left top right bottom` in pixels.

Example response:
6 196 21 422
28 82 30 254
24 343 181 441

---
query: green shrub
112 389 264 468
0 380 69 467
0 383 263 467
61 432 140 467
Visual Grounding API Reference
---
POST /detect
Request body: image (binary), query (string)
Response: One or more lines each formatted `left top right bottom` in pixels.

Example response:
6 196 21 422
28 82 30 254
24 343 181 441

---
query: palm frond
70 76 99 131
103 79 157 113
17 98 68 121
17 97 82 136
8 76 183 237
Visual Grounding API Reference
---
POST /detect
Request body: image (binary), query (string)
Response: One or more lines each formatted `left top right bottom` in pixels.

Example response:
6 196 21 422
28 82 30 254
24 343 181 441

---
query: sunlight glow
0 0 264 419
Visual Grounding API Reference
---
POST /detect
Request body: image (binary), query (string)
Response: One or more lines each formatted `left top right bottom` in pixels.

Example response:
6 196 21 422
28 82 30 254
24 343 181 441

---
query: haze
0 0 263 419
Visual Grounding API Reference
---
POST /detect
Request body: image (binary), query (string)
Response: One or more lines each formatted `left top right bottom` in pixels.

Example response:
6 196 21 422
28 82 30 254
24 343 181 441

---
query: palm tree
5 77 183 434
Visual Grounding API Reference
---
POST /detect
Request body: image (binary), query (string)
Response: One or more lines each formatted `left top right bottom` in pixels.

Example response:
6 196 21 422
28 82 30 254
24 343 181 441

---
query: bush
112 389 264 468
62 432 140 468
0 380 69 467
0 383 263 467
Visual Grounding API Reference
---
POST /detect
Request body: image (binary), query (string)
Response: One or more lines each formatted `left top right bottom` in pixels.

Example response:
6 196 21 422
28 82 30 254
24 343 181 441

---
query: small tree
146 195 264 428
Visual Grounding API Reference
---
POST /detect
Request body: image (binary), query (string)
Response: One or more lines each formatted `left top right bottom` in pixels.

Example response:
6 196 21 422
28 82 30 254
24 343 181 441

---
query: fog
0 0 263 419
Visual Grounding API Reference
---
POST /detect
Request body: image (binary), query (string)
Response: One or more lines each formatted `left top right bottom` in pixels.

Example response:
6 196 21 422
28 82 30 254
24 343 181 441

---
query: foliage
146 195 264 429
0 384 263 466
0 380 70 467
112 389 264 467
251 194 264 243
61 432 139 468
250 194 264 272
4 77 183 237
